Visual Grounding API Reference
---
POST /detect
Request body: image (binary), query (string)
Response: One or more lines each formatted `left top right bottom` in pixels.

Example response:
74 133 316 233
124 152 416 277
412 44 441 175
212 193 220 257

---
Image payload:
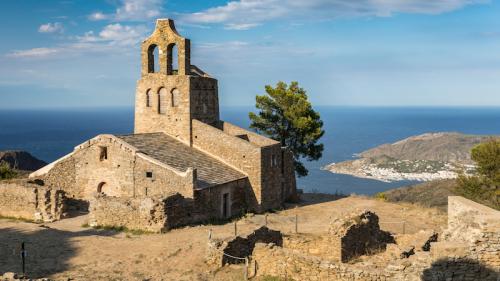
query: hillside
0 150 46 171
324 132 496 182
376 179 458 211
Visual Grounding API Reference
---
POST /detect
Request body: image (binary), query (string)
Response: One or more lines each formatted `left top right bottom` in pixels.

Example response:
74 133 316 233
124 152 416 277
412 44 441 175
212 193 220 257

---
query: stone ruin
89 192 195 233
329 210 395 262
0 179 66 222
206 226 283 267
250 197 500 281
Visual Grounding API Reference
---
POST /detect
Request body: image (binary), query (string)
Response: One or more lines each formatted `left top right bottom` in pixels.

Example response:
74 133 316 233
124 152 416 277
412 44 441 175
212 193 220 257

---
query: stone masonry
251 196 499 281
0 179 66 222
26 18 297 230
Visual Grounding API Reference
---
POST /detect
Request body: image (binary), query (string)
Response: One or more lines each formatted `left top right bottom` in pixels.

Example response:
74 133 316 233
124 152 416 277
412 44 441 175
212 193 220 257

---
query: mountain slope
0 150 47 171
324 132 497 182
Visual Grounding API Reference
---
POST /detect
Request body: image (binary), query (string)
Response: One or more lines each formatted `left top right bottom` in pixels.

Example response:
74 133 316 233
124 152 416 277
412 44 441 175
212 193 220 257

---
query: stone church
29 19 297 228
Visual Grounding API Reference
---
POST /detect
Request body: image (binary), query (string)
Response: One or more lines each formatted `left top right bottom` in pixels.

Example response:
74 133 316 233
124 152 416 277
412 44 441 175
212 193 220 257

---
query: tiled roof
117 133 246 188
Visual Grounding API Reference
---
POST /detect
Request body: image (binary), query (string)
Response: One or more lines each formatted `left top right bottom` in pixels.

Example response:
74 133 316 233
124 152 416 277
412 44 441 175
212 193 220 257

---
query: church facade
30 19 297 224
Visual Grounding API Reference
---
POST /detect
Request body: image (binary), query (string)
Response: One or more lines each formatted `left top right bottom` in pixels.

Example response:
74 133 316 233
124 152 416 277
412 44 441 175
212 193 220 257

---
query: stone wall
252 197 500 281
37 135 195 201
194 178 248 220
252 243 390 281
0 180 66 222
192 119 263 211
88 192 191 233
192 119 293 212
330 211 395 263
206 226 283 267
440 196 500 269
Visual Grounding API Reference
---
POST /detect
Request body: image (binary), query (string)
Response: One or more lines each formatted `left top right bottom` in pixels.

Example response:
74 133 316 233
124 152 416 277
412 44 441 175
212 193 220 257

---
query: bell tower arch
134 19 219 145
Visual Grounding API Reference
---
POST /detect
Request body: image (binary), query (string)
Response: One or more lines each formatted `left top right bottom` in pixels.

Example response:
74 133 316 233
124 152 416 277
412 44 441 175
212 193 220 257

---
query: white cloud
88 12 108 21
88 0 163 21
7 48 60 58
8 24 148 59
224 23 260 30
38 22 64 33
182 0 488 29
78 24 149 46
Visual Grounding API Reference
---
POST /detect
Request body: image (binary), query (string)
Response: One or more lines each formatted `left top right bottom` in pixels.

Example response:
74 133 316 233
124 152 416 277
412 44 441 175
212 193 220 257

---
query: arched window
97 182 106 193
171 88 179 107
167 43 179 75
147 44 159 73
146 89 151 107
158 87 168 114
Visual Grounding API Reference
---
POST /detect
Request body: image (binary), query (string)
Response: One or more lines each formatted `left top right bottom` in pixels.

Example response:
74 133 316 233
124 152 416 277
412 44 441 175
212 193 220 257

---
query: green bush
456 139 500 210
374 192 387 201
0 161 17 180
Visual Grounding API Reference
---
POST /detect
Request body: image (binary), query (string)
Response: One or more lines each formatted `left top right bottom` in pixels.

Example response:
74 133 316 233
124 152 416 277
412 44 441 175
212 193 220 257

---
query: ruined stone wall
192 119 262 211
252 243 388 281
206 226 283 267
0 180 66 222
88 193 190 232
330 211 395 263
444 196 500 269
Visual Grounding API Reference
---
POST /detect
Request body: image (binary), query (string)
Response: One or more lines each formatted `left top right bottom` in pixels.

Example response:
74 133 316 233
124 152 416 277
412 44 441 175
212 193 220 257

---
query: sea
1 106 499 195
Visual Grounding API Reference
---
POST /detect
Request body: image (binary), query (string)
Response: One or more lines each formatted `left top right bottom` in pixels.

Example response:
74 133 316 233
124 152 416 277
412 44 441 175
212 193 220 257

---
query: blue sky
1 0 500 109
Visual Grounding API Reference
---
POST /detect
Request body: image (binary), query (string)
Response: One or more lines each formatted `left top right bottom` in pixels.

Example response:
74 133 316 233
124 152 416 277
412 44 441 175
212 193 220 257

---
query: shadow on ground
422 258 499 281
0 225 117 278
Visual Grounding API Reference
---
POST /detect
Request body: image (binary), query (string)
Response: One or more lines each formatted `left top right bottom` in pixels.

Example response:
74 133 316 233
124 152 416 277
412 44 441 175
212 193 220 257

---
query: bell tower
134 19 220 145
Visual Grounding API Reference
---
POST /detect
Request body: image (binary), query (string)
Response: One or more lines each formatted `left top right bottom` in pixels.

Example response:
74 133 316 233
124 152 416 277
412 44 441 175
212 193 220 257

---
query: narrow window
222 193 230 218
167 43 179 75
99 146 108 161
147 44 159 73
146 171 153 178
271 154 277 167
171 88 179 107
158 87 168 114
97 182 106 193
146 89 151 107
281 150 285 174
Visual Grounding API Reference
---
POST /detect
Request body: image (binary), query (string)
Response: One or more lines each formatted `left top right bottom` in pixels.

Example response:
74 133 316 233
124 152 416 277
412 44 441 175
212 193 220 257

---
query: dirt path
0 195 446 280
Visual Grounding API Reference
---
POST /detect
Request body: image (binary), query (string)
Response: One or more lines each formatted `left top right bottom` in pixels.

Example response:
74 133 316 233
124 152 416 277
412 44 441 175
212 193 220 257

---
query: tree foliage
457 139 500 209
0 161 17 180
249 81 324 177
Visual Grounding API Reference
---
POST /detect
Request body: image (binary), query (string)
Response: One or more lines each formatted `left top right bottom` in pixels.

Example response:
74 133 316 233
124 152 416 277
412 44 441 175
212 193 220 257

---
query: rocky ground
0 194 446 281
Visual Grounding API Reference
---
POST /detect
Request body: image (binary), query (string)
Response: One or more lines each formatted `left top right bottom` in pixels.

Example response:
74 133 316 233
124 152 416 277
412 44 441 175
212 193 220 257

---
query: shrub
456 139 500 210
0 161 17 180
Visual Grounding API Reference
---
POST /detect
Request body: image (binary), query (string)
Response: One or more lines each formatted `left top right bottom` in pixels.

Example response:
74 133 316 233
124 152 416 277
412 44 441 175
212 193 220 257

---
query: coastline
323 159 464 183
